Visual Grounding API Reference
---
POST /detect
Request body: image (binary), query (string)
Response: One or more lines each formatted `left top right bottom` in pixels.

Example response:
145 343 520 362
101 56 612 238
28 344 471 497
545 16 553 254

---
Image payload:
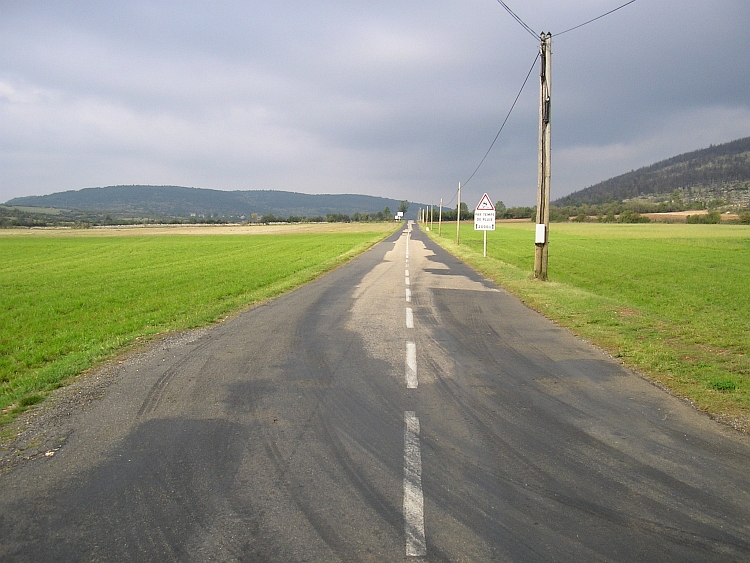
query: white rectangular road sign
474 210 495 230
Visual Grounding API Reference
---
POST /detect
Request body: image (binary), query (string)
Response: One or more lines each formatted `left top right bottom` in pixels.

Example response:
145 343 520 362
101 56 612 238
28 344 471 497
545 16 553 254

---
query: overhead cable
495 0 538 40
462 51 540 188
555 0 636 37
444 188 458 207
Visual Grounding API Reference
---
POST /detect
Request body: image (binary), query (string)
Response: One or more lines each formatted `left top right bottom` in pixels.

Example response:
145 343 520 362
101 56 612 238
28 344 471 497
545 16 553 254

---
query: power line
462 51 540 187
495 0 537 40
555 0 636 37
495 0 637 40
445 187 458 207
453 0 636 199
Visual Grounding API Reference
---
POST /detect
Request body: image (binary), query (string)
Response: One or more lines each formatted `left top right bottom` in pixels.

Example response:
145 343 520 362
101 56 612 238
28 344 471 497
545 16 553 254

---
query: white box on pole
535 223 547 244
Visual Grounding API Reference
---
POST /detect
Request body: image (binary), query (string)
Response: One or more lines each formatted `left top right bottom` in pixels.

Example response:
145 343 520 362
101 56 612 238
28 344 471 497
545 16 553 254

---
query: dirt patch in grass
618 307 642 317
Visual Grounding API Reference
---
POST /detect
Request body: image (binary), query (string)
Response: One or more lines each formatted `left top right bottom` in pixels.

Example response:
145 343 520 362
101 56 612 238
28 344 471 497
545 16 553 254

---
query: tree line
0 204 409 228
419 199 750 224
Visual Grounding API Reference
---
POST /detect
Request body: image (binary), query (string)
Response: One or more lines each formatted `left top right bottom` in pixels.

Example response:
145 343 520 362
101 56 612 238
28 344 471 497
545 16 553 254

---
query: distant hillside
555 136 750 207
5 186 420 220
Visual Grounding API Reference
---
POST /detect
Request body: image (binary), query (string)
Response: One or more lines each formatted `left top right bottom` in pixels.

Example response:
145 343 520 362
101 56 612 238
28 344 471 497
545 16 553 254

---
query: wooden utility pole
438 198 443 236
456 182 461 245
534 32 552 280
430 203 434 230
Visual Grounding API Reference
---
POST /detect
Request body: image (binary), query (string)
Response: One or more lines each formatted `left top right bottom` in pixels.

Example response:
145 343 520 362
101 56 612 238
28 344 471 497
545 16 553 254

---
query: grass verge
426 221 750 431
1 223 398 426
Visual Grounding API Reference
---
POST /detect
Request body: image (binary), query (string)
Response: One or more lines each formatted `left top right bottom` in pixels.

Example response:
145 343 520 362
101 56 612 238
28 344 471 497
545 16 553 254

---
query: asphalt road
1 222 749 562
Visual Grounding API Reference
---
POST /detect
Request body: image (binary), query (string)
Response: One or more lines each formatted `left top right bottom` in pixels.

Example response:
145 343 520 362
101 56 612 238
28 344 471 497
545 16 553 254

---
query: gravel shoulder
0 328 208 474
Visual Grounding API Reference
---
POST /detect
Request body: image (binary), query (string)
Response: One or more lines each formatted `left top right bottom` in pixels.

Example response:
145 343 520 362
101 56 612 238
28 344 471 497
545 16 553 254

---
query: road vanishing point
1 222 749 562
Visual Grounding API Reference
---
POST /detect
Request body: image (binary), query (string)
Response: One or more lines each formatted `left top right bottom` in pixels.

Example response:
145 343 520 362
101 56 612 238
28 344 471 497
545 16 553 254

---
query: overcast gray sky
2 1 749 208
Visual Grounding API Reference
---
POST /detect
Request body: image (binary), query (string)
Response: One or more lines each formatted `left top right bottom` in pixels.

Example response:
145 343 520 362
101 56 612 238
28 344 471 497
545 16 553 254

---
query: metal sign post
474 193 495 258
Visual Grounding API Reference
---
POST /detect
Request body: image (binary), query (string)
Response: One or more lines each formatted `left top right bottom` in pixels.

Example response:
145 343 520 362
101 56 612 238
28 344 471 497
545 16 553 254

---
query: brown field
0 222 400 238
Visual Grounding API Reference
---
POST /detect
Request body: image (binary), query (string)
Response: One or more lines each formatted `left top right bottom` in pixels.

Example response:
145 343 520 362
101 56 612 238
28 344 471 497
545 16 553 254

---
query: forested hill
5 186 418 220
555 136 750 206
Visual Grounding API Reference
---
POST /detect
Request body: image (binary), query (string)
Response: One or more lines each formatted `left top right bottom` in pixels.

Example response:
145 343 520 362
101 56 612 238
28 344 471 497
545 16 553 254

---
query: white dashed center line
406 342 418 389
403 225 425 557
404 411 426 557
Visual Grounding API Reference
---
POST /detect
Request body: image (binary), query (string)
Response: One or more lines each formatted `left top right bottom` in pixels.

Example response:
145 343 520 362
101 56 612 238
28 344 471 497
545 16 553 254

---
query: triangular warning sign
475 193 494 211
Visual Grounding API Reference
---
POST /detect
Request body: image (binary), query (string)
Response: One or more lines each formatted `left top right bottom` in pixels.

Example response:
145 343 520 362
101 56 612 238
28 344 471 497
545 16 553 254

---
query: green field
428 221 750 429
0 224 396 426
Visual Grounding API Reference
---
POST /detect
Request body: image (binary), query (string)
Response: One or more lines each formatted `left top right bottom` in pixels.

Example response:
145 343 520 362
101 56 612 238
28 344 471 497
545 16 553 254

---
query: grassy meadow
0 223 397 426
427 221 750 430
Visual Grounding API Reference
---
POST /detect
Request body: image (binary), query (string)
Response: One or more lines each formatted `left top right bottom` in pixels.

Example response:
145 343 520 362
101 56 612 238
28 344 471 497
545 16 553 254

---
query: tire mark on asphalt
137 339 214 417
